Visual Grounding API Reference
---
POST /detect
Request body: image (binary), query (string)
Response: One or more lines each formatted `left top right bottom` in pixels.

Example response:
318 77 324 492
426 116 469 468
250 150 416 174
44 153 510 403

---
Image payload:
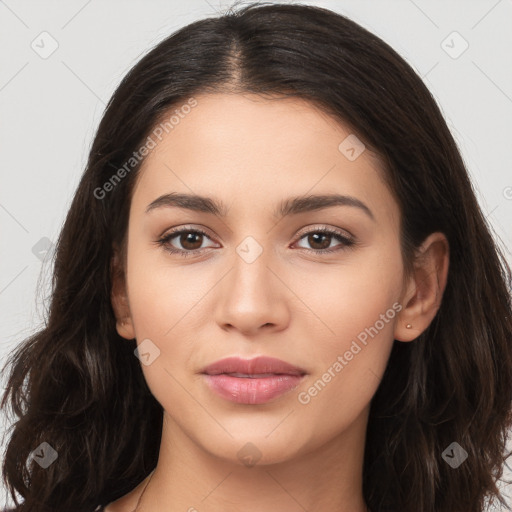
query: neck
137 408 370 512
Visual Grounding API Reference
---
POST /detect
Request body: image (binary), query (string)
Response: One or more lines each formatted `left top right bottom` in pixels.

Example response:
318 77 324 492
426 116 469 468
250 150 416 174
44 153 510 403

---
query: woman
1 3 511 512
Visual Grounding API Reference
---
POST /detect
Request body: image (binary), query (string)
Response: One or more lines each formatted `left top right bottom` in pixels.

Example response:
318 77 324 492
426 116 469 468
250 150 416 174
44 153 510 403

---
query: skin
109 92 449 512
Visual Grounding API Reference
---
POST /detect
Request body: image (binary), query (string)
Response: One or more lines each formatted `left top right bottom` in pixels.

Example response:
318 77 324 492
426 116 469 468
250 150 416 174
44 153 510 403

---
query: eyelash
155 226 356 258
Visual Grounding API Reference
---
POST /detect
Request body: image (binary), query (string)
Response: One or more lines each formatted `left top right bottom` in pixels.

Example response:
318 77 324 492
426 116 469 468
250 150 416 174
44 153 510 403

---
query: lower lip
203 374 305 404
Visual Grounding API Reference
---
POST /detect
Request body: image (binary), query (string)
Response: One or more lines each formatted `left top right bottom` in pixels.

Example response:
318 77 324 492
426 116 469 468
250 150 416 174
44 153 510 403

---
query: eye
156 227 217 257
155 225 356 258
293 227 355 254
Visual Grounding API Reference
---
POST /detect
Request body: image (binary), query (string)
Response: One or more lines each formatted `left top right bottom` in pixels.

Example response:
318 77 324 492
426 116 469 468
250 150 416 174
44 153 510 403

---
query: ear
394 232 449 342
110 246 135 340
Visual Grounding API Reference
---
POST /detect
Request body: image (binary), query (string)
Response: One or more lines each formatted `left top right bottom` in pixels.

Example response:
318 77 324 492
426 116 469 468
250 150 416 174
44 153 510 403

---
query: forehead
131 92 399 226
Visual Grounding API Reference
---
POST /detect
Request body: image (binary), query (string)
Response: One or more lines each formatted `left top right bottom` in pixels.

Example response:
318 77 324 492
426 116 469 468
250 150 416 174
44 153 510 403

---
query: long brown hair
2 3 511 511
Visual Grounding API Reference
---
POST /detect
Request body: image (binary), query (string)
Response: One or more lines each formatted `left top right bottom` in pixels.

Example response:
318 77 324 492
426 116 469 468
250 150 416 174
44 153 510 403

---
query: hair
1 2 511 511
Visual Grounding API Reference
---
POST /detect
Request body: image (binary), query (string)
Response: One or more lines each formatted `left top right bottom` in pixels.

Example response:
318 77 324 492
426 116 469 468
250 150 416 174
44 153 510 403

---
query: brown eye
178 232 204 251
295 228 355 253
157 227 217 257
305 232 333 250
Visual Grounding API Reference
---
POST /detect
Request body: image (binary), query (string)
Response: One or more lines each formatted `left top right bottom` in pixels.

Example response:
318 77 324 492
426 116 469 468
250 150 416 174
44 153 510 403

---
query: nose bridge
230 233 274 300
214 233 289 333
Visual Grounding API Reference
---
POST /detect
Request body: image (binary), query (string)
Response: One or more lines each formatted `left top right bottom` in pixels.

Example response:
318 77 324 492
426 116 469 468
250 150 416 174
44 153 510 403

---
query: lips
201 356 306 377
201 356 307 404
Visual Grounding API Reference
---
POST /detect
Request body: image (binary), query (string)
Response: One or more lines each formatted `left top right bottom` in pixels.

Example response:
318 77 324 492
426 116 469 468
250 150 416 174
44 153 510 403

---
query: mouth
201 356 307 404
201 355 307 376
217 372 289 378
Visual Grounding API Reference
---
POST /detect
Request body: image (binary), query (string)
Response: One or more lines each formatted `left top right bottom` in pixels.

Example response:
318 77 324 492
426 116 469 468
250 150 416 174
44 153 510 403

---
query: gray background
1 0 511 509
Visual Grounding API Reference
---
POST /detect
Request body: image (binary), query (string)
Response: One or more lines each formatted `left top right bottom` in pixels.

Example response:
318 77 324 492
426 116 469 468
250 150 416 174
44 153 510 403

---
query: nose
214 246 290 337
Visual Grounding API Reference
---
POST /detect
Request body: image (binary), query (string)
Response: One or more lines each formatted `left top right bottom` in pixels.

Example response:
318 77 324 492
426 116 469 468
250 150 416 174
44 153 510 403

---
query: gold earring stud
406 324 412 329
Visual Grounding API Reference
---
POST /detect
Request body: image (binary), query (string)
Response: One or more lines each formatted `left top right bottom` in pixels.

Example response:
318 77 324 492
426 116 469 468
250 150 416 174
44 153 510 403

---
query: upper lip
201 356 307 376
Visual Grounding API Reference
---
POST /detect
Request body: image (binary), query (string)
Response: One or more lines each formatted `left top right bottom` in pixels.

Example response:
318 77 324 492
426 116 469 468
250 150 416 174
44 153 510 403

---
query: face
114 92 408 465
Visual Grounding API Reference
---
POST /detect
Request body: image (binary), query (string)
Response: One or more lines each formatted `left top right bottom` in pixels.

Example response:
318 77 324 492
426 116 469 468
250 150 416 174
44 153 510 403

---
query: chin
198 426 310 467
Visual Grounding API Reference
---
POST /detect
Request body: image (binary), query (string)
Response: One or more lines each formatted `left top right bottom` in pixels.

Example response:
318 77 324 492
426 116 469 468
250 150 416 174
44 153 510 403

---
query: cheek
294 243 402 412
303 241 403 345
125 257 204 417
126 237 209 338
293 299 398 447
124 242 209 394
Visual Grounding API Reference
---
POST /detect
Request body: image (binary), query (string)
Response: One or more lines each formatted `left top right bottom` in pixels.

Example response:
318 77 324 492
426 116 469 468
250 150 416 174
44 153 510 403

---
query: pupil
182 233 202 250
310 233 330 249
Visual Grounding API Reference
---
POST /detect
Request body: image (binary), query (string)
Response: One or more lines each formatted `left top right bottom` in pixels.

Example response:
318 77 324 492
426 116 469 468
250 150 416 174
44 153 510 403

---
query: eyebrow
145 192 374 221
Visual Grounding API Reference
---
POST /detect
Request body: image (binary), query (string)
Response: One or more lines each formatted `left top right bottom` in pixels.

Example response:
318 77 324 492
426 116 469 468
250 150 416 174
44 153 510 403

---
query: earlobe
110 249 136 340
116 317 135 340
394 232 449 342
394 319 419 342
